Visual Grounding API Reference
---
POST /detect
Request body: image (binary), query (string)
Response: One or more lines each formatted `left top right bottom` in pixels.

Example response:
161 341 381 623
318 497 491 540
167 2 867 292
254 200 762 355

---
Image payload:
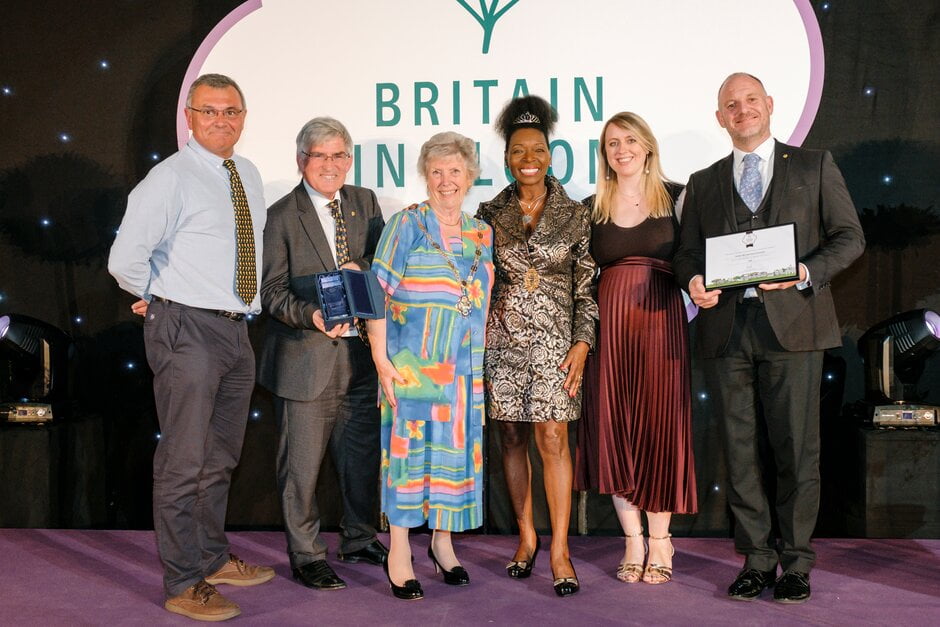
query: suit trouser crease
274 338 380 568
145 300 254 597
703 302 821 574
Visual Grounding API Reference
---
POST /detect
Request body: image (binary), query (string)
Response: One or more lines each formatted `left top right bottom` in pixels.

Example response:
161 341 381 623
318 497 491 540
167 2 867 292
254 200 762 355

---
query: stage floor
0 531 937 625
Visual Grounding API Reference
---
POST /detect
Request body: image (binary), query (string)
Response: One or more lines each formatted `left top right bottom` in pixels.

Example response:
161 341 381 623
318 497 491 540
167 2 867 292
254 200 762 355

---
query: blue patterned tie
739 153 763 213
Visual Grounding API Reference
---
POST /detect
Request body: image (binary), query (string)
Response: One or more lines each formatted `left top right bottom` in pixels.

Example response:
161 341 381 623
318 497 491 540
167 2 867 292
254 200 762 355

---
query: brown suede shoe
164 581 240 622
205 553 276 587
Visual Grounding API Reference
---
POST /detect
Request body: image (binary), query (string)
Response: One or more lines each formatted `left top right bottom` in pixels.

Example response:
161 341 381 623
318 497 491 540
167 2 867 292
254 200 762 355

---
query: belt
152 296 246 321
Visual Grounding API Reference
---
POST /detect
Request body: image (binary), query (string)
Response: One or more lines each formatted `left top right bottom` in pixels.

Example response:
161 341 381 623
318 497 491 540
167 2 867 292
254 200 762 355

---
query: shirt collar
732 136 776 169
302 178 341 213
187 137 232 168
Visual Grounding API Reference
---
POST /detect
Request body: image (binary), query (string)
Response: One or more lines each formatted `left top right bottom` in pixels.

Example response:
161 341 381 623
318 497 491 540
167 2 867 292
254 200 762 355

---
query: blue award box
294 269 386 329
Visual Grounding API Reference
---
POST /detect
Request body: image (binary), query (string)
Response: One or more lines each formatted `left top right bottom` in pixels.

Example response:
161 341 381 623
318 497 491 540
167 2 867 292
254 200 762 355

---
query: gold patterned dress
476 176 597 422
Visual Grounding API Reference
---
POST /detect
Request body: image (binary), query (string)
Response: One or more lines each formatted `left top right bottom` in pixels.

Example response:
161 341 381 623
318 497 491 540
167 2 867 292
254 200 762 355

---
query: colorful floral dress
372 202 494 531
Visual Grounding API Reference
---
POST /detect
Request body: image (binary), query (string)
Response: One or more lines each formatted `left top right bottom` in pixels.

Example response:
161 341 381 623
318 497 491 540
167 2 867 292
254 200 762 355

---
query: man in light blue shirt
109 73 273 622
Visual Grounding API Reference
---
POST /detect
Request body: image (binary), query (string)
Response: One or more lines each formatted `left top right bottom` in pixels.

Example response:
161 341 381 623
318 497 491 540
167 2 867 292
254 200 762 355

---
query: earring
605 166 611 180
644 167 650 174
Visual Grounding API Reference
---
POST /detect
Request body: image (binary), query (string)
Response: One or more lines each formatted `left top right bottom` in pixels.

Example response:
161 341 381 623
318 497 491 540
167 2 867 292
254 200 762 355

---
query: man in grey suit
674 73 864 604
259 117 387 590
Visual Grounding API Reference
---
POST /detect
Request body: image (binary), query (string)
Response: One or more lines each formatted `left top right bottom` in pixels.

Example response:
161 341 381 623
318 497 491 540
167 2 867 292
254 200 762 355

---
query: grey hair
296 117 354 168
417 131 480 183
185 73 246 109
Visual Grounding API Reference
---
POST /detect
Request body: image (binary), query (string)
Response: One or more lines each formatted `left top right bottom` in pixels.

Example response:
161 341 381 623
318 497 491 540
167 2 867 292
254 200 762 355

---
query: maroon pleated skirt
575 256 697 514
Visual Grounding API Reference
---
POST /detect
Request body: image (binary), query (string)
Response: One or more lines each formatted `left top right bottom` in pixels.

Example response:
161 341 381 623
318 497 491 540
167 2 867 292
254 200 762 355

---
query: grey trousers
704 301 822 574
144 299 255 597
274 337 381 568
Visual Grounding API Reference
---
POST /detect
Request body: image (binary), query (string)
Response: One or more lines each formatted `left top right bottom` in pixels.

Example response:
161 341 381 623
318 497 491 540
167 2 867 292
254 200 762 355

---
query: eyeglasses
302 150 351 163
187 107 245 119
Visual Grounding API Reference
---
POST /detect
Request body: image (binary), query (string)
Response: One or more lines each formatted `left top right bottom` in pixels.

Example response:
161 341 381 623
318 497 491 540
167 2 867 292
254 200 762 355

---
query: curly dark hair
494 95 558 150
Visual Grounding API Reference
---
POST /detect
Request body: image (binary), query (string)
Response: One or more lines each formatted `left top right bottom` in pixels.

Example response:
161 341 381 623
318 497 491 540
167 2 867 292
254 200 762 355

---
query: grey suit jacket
258 183 385 400
674 141 865 357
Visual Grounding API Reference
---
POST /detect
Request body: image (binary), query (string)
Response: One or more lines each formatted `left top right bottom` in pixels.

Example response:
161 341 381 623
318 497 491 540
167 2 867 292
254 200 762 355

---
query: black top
584 183 683 268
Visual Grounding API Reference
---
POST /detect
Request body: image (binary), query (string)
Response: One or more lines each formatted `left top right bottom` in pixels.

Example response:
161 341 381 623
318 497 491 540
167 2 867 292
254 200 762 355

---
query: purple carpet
1 531 938 625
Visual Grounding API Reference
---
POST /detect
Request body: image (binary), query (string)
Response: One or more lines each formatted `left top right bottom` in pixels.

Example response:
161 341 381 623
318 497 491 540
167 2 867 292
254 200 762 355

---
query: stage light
40 218 52 227
98 59 110 70
0 314 73 418
858 309 940 426
1 86 13 96
882 174 893 185
863 86 875 96
150 152 160 161
58 133 71 143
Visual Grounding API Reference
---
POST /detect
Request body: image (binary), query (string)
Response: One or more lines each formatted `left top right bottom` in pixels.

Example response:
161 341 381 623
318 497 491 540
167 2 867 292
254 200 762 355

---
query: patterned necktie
327 198 369 345
739 152 763 213
222 159 256 306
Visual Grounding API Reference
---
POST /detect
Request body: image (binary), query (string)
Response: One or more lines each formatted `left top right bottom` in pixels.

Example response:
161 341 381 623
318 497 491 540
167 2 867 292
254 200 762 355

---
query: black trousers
274 337 381 568
703 301 822 574
144 300 255 597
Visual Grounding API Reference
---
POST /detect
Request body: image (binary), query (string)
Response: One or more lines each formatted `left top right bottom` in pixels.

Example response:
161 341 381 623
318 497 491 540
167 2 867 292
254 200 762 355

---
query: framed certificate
704 222 799 290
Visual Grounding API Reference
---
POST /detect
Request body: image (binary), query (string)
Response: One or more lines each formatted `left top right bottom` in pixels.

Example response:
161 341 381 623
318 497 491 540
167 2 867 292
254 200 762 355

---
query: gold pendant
523 267 540 293
456 294 472 317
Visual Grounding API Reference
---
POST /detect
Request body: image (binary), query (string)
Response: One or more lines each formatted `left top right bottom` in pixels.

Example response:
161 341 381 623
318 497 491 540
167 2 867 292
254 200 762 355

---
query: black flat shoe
552 561 579 597
427 545 470 586
338 539 389 565
773 571 811 604
383 560 423 600
506 536 541 579
292 560 346 590
727 567 776 601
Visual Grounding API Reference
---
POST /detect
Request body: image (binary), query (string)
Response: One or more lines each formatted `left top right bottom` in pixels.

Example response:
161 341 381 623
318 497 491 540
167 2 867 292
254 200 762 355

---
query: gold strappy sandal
643 534 674 584
616 528 645 583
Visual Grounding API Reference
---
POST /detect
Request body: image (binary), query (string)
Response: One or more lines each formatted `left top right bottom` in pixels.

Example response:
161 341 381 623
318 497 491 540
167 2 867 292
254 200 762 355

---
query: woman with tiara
476 95 597 597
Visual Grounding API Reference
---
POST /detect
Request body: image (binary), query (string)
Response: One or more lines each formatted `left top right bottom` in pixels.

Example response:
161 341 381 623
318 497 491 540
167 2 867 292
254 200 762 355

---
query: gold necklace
622 189 643 209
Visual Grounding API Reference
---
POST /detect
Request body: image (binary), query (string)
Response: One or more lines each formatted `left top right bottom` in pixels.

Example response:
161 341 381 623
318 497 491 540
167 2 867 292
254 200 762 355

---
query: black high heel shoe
552 560 580 597
427 545 470 586
506 536 541 579
383 560 424 600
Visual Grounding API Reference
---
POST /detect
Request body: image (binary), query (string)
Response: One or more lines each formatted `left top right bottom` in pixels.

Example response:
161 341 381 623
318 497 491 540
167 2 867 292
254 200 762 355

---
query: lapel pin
782 153 789 159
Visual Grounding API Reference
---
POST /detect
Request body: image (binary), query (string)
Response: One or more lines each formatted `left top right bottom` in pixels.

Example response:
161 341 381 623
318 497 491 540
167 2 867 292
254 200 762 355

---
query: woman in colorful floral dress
368 131 494 600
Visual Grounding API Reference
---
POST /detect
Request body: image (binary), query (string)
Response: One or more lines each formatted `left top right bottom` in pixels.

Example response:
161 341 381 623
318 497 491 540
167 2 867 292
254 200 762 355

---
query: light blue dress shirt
108 139 266 313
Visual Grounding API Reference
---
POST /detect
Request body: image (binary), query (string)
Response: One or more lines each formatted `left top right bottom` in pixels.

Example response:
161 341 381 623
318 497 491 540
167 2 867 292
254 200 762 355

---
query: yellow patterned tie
222 159 256 306
327 198 369 346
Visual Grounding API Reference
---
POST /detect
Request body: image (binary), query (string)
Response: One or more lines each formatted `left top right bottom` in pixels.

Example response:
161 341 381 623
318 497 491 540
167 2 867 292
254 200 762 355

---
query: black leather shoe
552 561 580 597
727 568 776 601
338 539 389 565
383 560 423 600
292 560 347 590
506 536 540 579
427 545 470 586
774 571 811 604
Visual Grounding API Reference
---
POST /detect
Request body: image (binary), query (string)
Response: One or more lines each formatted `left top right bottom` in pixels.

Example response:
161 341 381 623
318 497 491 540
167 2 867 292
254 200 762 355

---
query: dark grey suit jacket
674 141 865 358
258 183 385 400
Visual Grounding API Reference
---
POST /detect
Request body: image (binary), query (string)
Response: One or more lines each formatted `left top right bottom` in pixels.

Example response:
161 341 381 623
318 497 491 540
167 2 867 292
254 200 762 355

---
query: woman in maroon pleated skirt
575 112 697 585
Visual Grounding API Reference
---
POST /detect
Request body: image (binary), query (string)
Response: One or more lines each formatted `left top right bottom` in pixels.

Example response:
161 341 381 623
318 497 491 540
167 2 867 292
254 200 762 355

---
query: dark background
1 1 938 536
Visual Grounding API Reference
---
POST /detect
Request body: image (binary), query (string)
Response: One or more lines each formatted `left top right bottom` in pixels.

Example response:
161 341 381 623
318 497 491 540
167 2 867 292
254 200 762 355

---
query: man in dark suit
259 117 387 591
674 73 864 604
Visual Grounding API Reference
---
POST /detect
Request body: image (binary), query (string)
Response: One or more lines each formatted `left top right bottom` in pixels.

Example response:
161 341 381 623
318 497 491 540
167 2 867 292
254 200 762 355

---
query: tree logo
456 0 520 54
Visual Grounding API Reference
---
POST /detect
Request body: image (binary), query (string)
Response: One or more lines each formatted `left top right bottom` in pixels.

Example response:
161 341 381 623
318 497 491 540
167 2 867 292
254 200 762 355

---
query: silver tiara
513 111 540 124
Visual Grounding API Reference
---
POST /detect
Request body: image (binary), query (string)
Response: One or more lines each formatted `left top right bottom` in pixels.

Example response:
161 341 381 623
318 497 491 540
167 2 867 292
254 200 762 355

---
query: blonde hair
592 112 673 223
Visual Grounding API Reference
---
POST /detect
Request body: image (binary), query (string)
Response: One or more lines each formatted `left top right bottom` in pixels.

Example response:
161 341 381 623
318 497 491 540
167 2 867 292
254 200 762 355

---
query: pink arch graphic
176 0 264 147
789 0 825 146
